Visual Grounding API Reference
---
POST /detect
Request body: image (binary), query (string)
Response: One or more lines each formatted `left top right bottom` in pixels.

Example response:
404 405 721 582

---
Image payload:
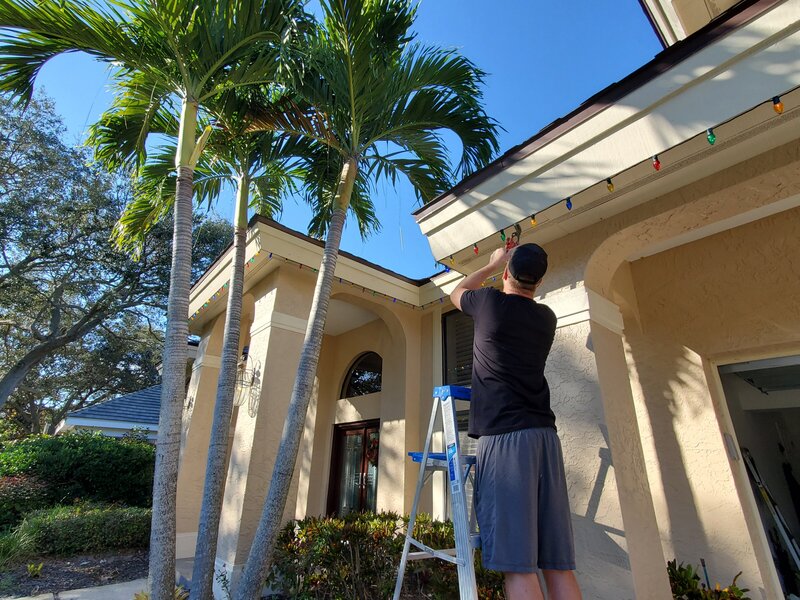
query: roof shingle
69 385 161 425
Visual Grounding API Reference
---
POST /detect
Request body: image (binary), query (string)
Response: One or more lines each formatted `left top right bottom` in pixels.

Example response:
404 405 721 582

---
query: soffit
325 299 379 336
416 1 800 271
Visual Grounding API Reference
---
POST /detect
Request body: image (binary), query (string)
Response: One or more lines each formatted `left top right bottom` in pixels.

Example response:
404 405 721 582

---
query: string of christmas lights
445 91 792 265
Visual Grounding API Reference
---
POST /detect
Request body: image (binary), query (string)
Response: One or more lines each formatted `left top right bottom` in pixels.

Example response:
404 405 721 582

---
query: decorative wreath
366 438 379 464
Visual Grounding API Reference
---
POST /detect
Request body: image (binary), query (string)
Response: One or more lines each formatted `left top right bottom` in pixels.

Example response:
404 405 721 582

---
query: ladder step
408 547 457 561
408 451 476 465
408 538 464 565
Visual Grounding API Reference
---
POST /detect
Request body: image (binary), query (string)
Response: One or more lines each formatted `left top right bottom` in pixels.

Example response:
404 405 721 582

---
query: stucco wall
618 206 800 596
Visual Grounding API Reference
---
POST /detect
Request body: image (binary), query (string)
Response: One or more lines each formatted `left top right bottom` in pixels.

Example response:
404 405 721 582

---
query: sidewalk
6 577 148 600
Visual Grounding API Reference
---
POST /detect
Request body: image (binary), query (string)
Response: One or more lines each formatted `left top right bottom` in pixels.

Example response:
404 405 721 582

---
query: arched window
341 352 382 398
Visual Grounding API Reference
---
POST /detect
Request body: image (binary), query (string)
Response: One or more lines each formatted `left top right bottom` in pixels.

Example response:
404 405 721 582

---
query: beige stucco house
176 1 800 598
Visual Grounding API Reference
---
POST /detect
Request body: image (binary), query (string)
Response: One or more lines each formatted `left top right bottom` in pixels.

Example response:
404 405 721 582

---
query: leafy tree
0 2 307 596
0 93 232 436
4 317 160 436
236 1 498 596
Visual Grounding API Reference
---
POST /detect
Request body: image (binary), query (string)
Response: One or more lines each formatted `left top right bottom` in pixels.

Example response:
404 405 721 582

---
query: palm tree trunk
234 158 358 600
190 173 250 600
149 98 198 600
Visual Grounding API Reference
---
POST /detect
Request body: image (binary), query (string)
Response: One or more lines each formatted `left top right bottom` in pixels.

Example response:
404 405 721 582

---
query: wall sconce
235 346 256 408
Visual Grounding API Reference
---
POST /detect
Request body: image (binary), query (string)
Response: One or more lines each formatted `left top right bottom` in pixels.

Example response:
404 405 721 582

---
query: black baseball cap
508 243 548 284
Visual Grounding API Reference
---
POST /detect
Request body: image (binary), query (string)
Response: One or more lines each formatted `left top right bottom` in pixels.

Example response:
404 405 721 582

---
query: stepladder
393 385 479 600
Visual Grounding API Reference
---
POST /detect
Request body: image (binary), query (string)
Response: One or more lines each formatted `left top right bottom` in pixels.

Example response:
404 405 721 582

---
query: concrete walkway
6 577 148 600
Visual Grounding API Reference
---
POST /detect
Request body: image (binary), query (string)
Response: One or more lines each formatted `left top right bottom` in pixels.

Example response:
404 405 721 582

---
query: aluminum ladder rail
393 385 479 600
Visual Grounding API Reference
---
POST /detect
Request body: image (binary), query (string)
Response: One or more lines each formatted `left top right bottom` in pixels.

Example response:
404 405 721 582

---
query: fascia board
418 2 800 259
419 272 462 304
188 227 261 317
62 417 159 432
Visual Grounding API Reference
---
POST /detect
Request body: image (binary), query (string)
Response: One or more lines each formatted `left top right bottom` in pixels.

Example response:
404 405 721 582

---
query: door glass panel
338 432 363 516
364 429 380 512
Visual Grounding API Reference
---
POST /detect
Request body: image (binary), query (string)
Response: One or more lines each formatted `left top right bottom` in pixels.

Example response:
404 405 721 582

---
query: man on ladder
450 244 582 600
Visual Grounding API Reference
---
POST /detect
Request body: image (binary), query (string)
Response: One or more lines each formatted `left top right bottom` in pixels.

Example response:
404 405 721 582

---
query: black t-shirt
460 287 557 438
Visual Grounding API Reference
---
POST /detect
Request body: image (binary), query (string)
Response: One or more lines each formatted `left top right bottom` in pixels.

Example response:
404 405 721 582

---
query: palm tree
110 90 312 600
234 1 498 597
0 3 307 598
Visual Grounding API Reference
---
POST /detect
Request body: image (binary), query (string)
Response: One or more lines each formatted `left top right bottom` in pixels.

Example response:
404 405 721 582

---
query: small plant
26 562 43 578
667 559 751 599
133 585 189 600
215 566 232 600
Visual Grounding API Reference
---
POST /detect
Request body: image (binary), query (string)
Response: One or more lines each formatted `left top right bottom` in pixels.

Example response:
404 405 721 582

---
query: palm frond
301 149 379 240
87 73 177 171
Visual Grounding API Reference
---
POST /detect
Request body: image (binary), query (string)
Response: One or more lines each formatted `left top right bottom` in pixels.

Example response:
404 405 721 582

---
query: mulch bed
0 549 148 598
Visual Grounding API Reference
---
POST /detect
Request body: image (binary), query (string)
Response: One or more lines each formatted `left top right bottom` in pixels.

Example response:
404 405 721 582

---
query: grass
0 527 33 570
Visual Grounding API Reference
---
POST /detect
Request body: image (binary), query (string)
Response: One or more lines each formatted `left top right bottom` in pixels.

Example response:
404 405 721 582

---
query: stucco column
587 289 672 600
176 316 225 559
213 287 310 597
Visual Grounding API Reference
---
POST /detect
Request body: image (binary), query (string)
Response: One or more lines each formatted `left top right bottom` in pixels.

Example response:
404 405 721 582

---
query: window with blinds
442 310 477 521
443 310 473 386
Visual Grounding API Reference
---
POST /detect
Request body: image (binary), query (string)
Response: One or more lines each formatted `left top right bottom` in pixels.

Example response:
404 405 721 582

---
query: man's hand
488 246 511 270
450 246 510 310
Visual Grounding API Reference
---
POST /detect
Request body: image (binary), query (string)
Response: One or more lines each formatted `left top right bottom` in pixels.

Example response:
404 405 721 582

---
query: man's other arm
450 247 511 310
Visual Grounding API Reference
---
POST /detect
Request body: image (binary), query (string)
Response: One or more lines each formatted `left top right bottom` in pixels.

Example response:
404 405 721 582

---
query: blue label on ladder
447 443 457 481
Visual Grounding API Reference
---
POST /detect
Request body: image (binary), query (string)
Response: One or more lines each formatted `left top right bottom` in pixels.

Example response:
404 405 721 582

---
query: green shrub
266 512 504 600
0 431 154 507
0 474 51 529
667 560 751 599
0 527 34 570
18 503 151 556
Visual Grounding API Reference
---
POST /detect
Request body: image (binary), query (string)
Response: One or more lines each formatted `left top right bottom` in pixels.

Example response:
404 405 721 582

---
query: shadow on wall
575 423 631 572
547 322 635 599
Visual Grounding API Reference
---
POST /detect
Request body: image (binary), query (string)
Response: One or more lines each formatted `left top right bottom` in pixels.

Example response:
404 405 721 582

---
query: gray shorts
475 427 576 573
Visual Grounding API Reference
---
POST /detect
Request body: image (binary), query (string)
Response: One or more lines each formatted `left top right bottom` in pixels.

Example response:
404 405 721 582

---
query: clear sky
33 0 662 279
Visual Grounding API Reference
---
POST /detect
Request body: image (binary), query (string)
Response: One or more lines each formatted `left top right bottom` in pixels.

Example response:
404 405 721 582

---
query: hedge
17 503 151 556
0 474 50 529
266 511 504 599
0 431 155 509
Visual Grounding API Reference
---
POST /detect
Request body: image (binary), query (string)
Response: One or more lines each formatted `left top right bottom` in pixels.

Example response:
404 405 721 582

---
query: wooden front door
327 420 380 516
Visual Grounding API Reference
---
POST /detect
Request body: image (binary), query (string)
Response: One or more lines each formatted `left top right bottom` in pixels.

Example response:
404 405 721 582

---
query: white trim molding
176 532 197 559
538 285 624 334
250 310 308 338
192 353 221 371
